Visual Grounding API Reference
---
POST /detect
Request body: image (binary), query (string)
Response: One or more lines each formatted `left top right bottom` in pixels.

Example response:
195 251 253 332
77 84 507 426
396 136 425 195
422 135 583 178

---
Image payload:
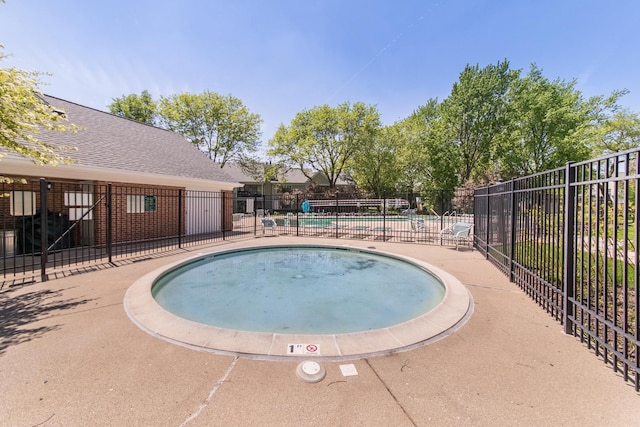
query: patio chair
274 217 287 226
410 218 432 241
261 218 277 235
440 222 473 250
273 217 289 234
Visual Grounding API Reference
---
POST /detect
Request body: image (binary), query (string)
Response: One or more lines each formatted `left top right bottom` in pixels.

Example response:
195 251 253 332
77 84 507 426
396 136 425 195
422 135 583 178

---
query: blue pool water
152 246 445 334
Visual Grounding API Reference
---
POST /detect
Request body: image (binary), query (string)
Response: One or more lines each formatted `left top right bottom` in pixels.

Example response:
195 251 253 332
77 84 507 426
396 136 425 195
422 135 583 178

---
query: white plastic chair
440 222 473 250
261 218 277 235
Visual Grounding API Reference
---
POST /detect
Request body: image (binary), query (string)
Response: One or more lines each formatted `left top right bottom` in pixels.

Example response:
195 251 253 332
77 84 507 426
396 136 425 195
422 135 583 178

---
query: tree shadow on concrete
0 288 94 355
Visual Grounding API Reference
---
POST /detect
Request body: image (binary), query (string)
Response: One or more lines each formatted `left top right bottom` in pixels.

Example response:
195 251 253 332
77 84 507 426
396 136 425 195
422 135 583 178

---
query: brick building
0 95 239 256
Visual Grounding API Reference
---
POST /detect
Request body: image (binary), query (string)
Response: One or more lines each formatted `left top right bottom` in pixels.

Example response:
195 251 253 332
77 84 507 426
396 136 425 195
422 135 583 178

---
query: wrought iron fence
0 179 243 287
1 180 474 288
474 148 640 391
242 190 474 243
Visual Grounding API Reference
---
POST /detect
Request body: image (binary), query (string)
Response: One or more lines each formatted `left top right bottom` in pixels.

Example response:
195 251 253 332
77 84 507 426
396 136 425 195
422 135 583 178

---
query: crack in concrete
178 356 239 427
365 358 417 427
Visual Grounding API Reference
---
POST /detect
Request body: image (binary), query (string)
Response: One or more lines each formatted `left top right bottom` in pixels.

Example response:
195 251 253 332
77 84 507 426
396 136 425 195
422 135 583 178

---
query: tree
349 125 399 197
108 90 157 125
1 46 78 166
592 109 640 155
268 102 380 188
584 89 640 156
496 64 592 178
396 99 453 192
157 91 262 167
437 60 519 183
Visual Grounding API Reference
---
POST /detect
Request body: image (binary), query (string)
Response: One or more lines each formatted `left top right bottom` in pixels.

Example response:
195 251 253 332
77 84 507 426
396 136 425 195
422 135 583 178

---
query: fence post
562 162 576 334
335 193 340 238
253 196 257 236
296 194 299 237
383 197 387 240
509 179 516 282
440 190 445 231
177 189 183 247
106 183 113 263
485 187 490 258
39 178 48 282
221 190 225 241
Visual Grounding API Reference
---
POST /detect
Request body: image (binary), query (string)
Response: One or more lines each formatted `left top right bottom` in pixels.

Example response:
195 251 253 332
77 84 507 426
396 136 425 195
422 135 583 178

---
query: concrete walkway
1 237 638 426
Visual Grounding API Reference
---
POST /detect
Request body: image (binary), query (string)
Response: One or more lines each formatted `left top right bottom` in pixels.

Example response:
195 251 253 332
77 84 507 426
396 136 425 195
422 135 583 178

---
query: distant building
220 163 354 214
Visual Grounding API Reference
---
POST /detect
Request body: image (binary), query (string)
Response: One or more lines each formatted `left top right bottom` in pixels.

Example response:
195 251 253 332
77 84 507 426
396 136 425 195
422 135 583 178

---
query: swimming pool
124 241 472 360
152 246 445 334
299 215 424 225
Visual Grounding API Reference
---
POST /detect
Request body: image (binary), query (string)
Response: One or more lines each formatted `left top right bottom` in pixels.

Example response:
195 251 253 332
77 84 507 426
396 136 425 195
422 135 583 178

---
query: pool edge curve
123 240 473 361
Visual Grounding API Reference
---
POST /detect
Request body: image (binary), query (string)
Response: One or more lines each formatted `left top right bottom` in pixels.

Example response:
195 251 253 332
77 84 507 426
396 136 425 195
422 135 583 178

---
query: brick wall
1 176 233 250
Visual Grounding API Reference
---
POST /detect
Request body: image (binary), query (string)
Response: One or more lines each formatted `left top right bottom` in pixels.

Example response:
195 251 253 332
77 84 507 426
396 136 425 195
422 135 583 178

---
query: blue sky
2 0 639 150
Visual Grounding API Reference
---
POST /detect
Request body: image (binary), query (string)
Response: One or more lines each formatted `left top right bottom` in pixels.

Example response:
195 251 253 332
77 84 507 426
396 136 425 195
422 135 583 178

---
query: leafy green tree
349 125 399 197
396 99 453 192
496 64 592 178
584 89 640 155
108 90 157 125
592 109 640 154
0 46 78 166
157 90 262 167
268 102 380 188
437 60 519 183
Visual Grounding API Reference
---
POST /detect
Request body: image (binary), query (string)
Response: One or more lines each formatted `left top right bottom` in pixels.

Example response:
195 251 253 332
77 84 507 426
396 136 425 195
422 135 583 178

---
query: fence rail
474 148 640 391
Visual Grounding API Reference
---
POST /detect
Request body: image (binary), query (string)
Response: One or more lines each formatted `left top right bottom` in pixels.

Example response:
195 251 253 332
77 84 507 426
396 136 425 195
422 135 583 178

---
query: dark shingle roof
28 95 236 184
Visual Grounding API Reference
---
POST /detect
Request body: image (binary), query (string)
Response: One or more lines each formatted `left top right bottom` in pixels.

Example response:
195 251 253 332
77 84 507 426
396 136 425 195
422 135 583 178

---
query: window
126 195 157 213
9 191 36 216
64 191 93 207
65 191 94 220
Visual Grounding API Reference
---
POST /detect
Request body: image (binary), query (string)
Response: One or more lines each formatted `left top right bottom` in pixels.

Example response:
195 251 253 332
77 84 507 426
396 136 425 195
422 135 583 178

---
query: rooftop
2 94 236 185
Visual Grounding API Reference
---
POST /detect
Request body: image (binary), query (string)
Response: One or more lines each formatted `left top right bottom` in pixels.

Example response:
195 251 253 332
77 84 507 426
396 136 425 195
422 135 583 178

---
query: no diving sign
287 343 320 355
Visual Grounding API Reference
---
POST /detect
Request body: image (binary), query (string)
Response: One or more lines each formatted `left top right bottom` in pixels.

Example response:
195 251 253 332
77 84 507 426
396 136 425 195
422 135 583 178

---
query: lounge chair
440 222 473 250
261 218 277 235
274 217 287 226
410 218 432 241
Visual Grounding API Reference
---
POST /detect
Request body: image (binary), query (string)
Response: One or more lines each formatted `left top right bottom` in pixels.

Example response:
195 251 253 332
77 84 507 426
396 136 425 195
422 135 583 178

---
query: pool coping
123 240 473 361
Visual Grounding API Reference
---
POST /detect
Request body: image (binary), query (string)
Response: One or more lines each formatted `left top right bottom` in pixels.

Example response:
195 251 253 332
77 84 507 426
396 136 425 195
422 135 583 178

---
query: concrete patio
1 236 638 426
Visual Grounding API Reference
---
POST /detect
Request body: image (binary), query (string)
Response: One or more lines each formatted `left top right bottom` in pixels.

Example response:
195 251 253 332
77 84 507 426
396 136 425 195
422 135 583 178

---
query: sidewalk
1 236 638 426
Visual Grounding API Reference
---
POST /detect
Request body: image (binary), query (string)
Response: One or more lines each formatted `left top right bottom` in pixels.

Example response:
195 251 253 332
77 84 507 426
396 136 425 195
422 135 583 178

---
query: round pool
152 246 445 334
124 241 472 360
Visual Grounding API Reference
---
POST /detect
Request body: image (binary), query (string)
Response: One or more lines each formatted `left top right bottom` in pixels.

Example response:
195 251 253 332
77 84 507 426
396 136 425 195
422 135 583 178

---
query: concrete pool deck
1 236 638 426
124 241 472 360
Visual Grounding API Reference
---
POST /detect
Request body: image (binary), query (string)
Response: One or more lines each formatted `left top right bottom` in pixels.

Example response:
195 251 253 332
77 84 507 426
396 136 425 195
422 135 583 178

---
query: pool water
152 247 445 334
299 216 417 225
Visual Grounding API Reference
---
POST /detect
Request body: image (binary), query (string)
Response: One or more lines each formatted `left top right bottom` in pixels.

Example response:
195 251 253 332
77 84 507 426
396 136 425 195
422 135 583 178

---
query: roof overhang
0 157 239 191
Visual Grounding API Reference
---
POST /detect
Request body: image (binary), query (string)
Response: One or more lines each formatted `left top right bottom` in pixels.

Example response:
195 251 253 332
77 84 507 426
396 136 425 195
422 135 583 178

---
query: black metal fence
1 180 474 288
0 179 241 287
244 190 473 242
474 148 640 391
